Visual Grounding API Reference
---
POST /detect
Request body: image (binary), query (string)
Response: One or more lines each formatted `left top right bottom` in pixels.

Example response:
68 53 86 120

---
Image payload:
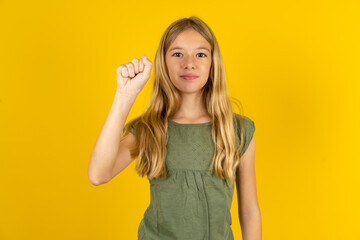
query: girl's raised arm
87 55 152 185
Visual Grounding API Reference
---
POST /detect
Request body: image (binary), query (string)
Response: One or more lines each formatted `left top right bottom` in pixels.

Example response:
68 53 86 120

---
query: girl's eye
172 52 207 57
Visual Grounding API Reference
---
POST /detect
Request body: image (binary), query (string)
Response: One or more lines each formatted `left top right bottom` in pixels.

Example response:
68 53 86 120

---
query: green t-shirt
124 113 255 240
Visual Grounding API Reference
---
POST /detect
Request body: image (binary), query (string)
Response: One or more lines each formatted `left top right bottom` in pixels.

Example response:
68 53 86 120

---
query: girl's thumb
143 54 152 65
142 54 148 64
142 54 152 74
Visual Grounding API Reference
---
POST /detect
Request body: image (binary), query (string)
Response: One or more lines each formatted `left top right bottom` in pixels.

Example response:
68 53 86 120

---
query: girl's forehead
166 29 212 54
172 30 208 43
168 45 211 53
168 38 211 51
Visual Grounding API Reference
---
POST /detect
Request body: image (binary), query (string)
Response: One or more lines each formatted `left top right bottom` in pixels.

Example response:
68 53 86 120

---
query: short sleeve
237 115 256 157
123 122 136 135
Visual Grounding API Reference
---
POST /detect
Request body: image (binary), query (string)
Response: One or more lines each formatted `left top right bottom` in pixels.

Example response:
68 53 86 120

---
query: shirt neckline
168 118 212 126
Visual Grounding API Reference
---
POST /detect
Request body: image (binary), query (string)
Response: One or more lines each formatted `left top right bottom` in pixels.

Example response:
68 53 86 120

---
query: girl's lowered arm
235 137 262 240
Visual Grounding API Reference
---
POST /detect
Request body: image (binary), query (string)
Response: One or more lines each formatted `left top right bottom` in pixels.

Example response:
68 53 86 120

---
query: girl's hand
116 54 153 96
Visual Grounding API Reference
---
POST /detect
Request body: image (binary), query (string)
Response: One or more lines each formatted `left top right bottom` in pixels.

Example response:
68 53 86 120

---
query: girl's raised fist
116 54 152 96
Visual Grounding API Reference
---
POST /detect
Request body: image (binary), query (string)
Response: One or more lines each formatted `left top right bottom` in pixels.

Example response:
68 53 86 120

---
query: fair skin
237 137 262 240
165 29 212 123
166 29 262 239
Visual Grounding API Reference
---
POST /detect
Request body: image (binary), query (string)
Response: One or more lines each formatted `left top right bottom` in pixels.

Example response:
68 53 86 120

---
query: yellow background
1 0 359 239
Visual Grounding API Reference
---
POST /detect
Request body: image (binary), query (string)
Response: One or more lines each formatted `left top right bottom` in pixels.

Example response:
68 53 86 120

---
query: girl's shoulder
233 113 256 157
123 116 142 135
233 113 255 129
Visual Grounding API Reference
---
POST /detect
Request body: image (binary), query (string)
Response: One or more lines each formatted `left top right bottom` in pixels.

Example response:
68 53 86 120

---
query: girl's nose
183 55 195 69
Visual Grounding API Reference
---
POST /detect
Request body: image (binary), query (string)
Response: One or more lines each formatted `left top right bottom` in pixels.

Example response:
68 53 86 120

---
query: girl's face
165 29 212 94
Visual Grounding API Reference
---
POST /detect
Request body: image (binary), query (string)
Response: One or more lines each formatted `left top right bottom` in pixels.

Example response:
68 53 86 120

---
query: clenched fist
116 54 153 96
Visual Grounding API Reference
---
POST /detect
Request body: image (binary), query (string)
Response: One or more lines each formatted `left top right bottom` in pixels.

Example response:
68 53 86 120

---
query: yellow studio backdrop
1 0 359 239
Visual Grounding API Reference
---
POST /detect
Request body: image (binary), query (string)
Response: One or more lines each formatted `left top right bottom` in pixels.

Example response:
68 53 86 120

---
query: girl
88 16 262 240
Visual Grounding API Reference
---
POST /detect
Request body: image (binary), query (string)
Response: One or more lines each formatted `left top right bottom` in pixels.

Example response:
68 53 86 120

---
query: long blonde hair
121 16 246 185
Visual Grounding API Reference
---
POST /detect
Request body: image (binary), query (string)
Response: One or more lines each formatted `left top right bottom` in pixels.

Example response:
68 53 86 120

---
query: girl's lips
181 76 198 80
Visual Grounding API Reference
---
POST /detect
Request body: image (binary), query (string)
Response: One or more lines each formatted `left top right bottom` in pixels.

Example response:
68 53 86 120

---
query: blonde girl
88 16 261 240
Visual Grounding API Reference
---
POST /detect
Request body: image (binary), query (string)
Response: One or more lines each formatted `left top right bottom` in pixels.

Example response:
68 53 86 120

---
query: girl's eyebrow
169 46 210 52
